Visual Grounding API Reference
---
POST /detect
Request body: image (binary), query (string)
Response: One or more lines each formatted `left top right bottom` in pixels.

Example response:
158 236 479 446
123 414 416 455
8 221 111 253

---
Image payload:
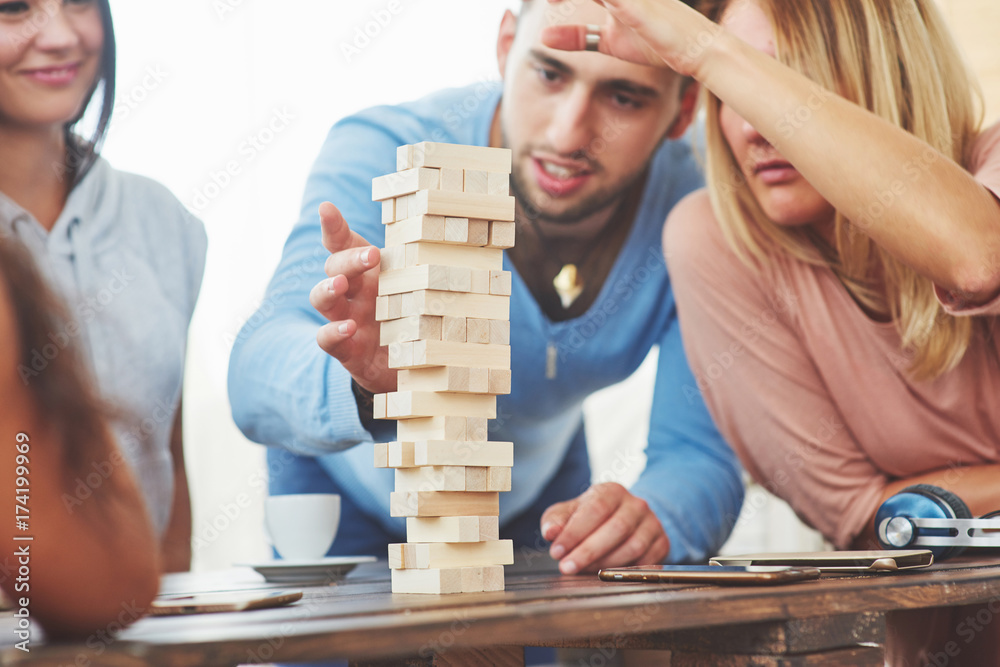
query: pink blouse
665 124 1000 548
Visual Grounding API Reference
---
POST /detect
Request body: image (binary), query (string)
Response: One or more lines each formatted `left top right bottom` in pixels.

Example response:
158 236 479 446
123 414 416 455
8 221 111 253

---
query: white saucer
238 556 377 584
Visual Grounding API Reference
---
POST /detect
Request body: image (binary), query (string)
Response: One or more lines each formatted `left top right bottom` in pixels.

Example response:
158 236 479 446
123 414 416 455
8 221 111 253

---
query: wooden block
460 567 484 593
467 417 489 442
411 189 515 223
380 316 442 346
379 246 406 272
413 440 513 467
489 320 510 345
394 466 493 492
478 516 500 541
376 294 406 322
467 367 490 394
466 318 490 344
388 441 415 468
378 265 471 296
464 170 488 194
487 221 516 249
386 391 497 419
374 442 389 468
464 466 489 492
482 565 505 592
388 340 510 370
468 219 490 245
444 217 470 243
487 172 510 196
389 491 500 517
387 294 402 319
396 366 490 394
404 242 503 271
384 215 446 246
396 145 412 171
391 567 462 595
405 516 499 543
372 167 440 201
395 466 468 492
396 417 468 442
400 290 509 320
440 168 464 192
469 269 490 294
387 539 514 569
489 270 512 296
381 199 395 224
412 340 509 369
441 316 467 343
395 194 408 220
406 142 512 174
488 369 512 395
375 295 389 321
487 466 512 492
373 393 387 420
387 341 413 368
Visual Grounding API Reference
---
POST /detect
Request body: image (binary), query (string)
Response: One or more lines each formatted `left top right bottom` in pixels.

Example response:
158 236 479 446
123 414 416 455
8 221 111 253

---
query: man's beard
509 154 647 225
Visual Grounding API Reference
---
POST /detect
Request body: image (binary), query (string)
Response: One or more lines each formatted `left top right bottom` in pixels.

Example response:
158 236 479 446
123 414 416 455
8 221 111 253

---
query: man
228 0 743 574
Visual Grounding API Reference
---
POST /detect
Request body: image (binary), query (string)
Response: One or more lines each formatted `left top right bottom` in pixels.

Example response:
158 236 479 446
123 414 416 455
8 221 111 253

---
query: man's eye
537 67 561 84
0 2 30 15
612 93 641 110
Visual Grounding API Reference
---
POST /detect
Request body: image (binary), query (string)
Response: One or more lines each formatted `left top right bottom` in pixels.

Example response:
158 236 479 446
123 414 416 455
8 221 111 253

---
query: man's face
496 1 692 223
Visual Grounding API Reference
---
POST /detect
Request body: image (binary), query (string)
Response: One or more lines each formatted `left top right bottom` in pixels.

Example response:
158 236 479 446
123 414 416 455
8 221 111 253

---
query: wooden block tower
372 142 516 594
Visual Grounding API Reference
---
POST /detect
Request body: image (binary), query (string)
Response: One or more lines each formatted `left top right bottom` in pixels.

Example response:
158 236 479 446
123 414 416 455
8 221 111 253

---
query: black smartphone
598 564 822 586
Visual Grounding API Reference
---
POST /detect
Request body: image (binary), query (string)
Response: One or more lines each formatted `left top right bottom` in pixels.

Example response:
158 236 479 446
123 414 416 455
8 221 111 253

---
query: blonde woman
546 0 999 662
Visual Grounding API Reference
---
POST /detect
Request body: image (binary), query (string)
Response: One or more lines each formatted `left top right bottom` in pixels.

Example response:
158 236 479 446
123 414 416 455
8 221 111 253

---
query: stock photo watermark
340 1 405 63
17 268 135 386
189 107 296 213
11 433 32 653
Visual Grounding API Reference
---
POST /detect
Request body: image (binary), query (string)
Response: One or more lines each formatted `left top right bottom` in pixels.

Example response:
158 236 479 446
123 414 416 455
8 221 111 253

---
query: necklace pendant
553 264 583 309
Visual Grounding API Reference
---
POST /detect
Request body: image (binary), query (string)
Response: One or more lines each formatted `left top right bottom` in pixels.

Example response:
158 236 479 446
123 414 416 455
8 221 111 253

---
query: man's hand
309 202 396 394
541 482 670 574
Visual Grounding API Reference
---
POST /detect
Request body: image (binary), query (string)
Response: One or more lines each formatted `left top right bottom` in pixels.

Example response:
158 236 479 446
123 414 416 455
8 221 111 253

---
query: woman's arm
160 402 192 572
545 0 1000 302
0 286 160 639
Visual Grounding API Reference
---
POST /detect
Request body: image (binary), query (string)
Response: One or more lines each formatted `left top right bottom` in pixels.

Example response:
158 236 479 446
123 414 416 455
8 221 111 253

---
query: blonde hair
701 0 984 380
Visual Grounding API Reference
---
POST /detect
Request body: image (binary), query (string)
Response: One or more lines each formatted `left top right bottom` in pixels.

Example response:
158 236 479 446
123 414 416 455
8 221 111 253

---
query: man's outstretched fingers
324 246 379 281
309 274 351 322
316 319 358 360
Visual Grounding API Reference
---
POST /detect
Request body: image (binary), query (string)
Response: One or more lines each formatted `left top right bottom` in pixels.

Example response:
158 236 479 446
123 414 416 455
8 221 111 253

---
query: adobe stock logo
340 1 404 63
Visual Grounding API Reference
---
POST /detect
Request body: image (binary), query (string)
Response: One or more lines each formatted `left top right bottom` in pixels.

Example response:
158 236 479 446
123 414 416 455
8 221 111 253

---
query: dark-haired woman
0 0 206 571
0 241 160 638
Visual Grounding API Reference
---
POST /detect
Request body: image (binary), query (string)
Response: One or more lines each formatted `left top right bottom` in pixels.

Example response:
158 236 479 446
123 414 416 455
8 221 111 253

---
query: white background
102 0 995 571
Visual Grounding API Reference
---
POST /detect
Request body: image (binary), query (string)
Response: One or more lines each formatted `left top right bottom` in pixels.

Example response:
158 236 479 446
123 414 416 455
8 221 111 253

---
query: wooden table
2 556 999 666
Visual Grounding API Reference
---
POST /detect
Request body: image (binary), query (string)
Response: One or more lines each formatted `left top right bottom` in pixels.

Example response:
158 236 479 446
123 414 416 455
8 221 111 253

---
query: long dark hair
0 241 111 473
65 0 116 186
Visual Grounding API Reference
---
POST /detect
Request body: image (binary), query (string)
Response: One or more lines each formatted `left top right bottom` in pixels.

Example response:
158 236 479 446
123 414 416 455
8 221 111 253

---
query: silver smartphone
710 550 934 572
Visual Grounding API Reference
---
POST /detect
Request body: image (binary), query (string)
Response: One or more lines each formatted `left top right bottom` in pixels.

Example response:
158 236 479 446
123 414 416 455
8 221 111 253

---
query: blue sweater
228 83 744 562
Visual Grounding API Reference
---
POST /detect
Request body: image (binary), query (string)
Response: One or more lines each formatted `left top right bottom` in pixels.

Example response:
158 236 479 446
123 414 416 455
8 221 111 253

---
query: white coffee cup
265 493 341 561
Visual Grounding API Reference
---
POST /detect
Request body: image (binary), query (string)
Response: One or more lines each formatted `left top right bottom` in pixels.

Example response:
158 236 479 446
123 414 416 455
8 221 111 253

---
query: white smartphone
710 550 934 572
